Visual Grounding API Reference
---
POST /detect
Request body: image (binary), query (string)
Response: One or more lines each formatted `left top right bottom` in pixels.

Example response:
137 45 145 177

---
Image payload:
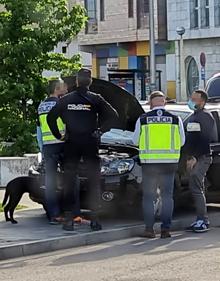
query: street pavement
1 188 220 261
1 228 220 281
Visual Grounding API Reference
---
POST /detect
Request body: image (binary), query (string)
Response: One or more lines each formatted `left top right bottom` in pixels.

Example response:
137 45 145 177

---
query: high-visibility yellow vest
38 99 65 145
139 109 181 164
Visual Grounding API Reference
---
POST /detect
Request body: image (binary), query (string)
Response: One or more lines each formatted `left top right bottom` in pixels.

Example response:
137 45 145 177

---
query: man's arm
97 95 119 132
36 126 43 152
132 118 141 146
178 116 185 146
211 116 218 143
47 102 63 140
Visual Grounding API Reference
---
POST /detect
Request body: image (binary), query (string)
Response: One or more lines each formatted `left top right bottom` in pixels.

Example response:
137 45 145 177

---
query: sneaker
90 221 102 231
73 216 83 224
140 228 156 239
185 221 198 232
49 217 63 225
193 220 210 233
161 229 171 239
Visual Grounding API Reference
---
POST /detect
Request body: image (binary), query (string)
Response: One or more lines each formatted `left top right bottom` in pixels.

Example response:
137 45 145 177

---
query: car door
206 110 220 201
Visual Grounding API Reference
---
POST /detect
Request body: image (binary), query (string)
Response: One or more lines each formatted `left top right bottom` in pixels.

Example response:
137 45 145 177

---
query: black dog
2 176 41 224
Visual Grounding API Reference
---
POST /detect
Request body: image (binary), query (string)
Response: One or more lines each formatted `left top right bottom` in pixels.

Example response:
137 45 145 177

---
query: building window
201 0 210 27
137 0 149 29
186 56 199 96
62 46 67 54
84 0 98 34
128 0 134 18
214 0 220 26
190 0 199 28
100 0 105 21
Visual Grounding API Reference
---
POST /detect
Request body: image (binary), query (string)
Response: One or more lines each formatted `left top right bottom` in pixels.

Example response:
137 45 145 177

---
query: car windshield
206 77 220 98
142 104 192 121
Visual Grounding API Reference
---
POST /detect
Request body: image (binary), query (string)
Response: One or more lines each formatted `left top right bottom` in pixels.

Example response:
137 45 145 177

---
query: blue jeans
43 143 64 219
142 164 178 230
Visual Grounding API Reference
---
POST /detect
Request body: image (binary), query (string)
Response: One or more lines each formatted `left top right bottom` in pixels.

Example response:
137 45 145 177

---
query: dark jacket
183 109 218 158
47 87 118 141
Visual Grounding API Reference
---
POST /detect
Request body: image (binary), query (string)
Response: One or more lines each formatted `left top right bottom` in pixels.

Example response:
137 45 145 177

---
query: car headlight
101 159 134 176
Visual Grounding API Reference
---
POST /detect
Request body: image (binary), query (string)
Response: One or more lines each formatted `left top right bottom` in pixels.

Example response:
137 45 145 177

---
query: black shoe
62 220 74 231
62 212 74 231
161 229 171 239
140 228 156 239
90 221 102 231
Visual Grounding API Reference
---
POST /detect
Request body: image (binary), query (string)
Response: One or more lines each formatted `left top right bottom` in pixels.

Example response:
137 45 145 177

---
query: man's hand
60 134 65 141
186 156 197 172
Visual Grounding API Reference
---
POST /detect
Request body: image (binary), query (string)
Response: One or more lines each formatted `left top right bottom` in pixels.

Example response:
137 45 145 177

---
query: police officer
38 78 67 224
47 68 118 231
133 91 185 238
184 89 218 233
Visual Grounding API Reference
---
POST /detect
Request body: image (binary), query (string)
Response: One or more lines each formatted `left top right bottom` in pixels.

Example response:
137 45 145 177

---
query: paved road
1 228 220 281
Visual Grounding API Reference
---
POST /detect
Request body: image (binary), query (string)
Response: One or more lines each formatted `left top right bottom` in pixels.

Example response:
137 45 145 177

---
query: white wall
0 155 38 187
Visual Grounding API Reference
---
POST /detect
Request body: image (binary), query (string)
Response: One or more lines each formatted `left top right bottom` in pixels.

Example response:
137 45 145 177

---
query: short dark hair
77 68 92 88
48 78 63 95
77 77 92 88
149 91 165 101
193 89 208 103
77 68 92 79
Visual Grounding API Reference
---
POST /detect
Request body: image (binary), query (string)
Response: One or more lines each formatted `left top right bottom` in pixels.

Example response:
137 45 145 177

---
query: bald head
149 91 166 109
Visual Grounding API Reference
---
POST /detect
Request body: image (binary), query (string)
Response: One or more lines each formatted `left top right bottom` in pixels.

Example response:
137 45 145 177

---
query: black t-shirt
183 109 218 157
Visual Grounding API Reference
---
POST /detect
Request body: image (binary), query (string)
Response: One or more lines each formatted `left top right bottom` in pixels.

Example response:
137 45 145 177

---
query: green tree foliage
0 0 86 155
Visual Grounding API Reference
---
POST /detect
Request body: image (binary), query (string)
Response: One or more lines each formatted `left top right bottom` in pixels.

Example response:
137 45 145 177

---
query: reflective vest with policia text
38 100 65 145
139 109 181 164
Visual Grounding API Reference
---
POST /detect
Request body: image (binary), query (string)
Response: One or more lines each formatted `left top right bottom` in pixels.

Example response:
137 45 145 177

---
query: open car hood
63 77 144 132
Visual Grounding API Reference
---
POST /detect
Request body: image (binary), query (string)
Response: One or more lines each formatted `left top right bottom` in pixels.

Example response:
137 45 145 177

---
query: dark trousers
63 137 101 218
189 155 212 223
43 143 64 219
142 164 178 230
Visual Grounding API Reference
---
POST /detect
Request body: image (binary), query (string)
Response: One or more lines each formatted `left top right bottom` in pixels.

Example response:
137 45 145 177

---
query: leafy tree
0 0 86 156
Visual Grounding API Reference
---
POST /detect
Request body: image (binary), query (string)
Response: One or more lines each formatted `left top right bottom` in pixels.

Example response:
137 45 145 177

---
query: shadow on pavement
50 228 220 266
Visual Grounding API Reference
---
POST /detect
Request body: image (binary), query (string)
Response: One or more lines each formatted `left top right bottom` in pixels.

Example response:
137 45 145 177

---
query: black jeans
63 137 101 217
43 143 64 219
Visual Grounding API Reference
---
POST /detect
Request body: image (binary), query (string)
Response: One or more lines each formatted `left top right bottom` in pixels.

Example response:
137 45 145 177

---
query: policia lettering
38 101 65 145
139 109 181 163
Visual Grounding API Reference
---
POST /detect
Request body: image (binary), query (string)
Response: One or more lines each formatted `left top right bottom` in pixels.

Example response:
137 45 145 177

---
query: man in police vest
133 91 185 238
38 78 67 224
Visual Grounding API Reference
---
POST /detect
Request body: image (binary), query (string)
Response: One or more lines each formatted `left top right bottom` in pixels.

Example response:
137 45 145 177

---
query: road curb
1 211 220 260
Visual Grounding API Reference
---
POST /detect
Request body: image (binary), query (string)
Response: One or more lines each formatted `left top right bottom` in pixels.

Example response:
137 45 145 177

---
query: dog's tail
2 188 9 207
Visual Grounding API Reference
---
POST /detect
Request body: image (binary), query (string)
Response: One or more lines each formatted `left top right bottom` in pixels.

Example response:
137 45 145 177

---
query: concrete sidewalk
0 188 220 260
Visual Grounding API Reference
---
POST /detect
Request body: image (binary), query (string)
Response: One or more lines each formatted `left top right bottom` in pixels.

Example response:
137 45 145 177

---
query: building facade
75 0 170 100
167 0 220 97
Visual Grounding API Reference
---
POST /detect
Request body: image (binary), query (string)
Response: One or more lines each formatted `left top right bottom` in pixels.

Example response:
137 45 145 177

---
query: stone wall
77 0 161 45
167 0 220 41
0 154 38 187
